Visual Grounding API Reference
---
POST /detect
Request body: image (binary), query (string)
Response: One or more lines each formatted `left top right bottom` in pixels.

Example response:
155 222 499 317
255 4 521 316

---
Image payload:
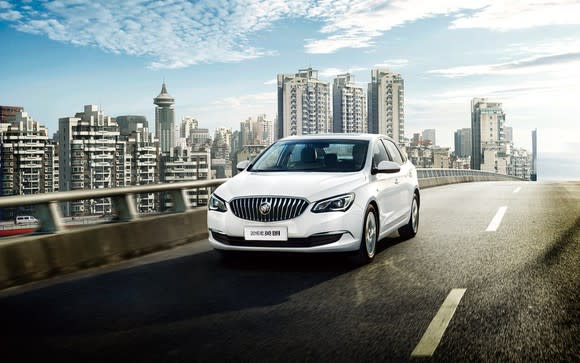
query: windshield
249 139 368 172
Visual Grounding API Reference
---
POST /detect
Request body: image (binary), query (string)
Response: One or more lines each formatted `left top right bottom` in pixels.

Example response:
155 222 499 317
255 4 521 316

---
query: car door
371 139 400 236
382 139 411 224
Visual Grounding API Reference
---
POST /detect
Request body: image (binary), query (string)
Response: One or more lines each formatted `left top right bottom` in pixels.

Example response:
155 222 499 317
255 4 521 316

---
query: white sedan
207 134 420 264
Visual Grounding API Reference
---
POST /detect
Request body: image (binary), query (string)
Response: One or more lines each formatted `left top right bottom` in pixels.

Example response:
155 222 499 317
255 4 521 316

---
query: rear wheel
352 204 378 266
399 193 419 240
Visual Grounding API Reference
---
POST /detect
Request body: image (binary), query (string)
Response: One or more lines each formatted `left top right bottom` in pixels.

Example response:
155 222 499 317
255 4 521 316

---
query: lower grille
211 231 342 248
229 197 309 222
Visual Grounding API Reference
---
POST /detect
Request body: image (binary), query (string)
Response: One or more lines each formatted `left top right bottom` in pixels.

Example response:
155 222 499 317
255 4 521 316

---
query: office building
531 129 537 181
454 128 472 157
504 126 513 143
277 67 331 138
368 69 405 144
333 73 367 133
154 82 175 154
471 98 505 169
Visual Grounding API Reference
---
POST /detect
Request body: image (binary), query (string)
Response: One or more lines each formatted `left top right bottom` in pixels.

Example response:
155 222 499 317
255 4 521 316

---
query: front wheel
399 194 419 240
352 204 378 266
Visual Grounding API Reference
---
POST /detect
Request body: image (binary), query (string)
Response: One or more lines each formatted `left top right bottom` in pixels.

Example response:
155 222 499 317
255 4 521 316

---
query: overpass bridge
0 171 578 361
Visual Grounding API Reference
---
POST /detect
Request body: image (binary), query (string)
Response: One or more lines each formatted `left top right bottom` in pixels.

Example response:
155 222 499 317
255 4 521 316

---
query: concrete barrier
418 175 513 189
0 208 208 290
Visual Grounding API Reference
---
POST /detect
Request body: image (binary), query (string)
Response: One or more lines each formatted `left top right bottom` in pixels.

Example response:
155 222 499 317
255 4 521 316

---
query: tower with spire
154 82 175 154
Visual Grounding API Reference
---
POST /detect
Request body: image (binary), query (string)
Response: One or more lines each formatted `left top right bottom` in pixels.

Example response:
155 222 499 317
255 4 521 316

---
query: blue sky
1 0 579 179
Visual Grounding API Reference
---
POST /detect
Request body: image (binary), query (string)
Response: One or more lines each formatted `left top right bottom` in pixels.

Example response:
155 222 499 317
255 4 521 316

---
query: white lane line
411 288 467 357
513 187 522 194
486 206 508 232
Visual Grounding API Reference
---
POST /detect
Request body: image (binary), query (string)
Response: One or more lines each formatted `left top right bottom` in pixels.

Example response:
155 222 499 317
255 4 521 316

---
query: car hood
215 171 367 202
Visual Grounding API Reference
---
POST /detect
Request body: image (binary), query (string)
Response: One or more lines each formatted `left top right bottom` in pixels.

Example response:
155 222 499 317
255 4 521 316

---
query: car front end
208 190 366 253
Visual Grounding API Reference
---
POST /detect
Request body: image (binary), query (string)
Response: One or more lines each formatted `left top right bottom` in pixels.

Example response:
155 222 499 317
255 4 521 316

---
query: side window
383 140 404 165
372 140 390 168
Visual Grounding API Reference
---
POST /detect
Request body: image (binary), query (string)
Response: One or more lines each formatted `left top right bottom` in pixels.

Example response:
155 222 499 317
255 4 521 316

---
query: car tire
399 193 419 240
352 204 378 266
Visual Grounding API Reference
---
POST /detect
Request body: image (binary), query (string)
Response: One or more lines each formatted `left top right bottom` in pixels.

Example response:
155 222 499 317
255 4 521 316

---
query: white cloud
0 0 19 20
451 0 580 30
373 59 409 68
263 79 277 85
6 0 291 69
3 1 580 67
429 51 580 78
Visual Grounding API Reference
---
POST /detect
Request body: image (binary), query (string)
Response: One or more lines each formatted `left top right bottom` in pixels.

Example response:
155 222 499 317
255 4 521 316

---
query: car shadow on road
0 249 356 339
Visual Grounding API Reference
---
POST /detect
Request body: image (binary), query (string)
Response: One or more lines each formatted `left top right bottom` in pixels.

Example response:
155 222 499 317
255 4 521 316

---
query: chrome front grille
229 197 309 222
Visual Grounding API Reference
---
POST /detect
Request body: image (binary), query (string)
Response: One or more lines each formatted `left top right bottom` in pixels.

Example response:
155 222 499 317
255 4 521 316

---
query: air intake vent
229 197 309 222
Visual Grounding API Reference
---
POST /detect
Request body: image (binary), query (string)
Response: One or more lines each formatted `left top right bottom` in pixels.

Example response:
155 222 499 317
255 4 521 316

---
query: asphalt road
0 181 578 362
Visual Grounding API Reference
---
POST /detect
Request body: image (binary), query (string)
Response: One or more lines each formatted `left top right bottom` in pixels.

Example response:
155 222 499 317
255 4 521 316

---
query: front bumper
207 203 364 253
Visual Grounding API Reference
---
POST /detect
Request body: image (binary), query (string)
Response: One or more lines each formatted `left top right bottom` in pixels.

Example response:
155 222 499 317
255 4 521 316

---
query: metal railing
0 168 523 235
416 168 523 180
0 179 227 233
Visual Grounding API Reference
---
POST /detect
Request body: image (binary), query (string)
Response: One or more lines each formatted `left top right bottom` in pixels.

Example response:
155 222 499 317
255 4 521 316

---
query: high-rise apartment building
240 115 274 147
180 116 199 143
504 126 513 143
116 115 148 137
160 147 211 208
211 127 232 160
422 129 436 146
471 98 505 169
154 82 175 154
117 115 160 213
59 105 129 216
277 67 331 138
0 106 24 123
368 69 405 144
454 128 472 157
0 110 58 218
531 129 537 181
332 73 367 133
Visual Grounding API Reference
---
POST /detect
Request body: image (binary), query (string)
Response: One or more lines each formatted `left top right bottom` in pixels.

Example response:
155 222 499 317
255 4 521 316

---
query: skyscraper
154 82 175 154
332 73 367 133
422 129 436 146
504 126 513 143
454 128 472 157
471 98 505 169
368 69 405 144
277 68 331 139
531 129 537 181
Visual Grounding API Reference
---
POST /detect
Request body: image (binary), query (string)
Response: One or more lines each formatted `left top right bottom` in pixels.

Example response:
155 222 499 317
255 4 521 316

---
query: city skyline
1 1 579 179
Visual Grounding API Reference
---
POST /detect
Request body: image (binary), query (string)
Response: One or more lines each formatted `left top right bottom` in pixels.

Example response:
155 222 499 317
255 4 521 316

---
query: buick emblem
259 202 271 215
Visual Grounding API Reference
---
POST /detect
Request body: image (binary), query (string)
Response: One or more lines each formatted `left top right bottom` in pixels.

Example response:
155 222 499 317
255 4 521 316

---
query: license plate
244 226 288 241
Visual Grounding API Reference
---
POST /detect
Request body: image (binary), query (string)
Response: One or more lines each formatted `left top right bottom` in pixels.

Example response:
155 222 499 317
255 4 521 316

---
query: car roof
279 133 391 142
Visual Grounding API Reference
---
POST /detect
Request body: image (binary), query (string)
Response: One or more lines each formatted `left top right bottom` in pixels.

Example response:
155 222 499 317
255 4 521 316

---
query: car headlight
208 194 227 212
312 193 355 213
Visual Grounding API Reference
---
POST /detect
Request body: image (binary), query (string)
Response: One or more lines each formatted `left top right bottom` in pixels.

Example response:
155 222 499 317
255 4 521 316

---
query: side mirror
236 160 251 171
372 160 400 174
